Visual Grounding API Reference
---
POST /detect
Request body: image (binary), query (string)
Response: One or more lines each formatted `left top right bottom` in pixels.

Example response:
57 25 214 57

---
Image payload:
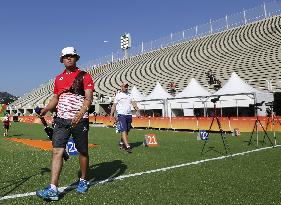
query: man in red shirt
36 47 94 201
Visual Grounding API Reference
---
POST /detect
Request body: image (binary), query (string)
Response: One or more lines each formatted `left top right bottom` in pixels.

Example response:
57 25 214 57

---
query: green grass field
0 122 281 204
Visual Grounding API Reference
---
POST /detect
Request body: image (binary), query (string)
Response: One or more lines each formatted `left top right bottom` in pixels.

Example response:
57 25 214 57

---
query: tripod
262 106 281 146
248 105 274 147
201 99 230 155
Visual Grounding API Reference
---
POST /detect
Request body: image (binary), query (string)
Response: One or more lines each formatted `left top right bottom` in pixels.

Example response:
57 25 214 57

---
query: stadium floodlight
120 33 131 59
120 33 131 50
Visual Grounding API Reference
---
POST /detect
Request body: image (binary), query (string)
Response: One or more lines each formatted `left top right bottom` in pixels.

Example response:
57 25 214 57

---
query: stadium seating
8 14 281 113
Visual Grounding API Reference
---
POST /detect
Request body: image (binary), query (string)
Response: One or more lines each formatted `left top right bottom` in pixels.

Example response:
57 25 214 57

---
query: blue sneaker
36 185 59 201
76 179 89 193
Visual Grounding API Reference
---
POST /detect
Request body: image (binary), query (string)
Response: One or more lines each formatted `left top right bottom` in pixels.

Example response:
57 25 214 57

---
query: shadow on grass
60 160 127 198
243 139 272 147
201 146 225 156
130 141 143 148
0 168 50 197
10 134 24 137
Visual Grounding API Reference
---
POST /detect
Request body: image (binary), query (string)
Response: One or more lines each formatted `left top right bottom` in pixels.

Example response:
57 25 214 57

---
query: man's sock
80 178 87 182
50 184 58 192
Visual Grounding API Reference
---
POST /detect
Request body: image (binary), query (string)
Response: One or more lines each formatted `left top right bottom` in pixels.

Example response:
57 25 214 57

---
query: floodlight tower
120 33 131 59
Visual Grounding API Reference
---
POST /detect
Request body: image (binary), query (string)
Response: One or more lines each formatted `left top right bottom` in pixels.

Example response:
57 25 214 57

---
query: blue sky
0 0 270 96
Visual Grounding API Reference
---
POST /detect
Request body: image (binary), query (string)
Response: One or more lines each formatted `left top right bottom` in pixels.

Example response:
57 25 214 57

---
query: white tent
213 72 261 96
139 82 173 116
131 86 145 101
145 82 173 100
169 79 210 116
207 72 273 116
175 78 211 98
208 72 263 107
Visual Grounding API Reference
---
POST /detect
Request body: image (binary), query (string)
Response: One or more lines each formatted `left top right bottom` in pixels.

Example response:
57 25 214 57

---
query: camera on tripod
265 101 274 107
249 101 265 110
265 102 274 117
211 97 220 103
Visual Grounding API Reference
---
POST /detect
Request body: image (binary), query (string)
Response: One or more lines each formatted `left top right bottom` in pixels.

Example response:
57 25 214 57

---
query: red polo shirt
54 68 94 95
54 68 94 119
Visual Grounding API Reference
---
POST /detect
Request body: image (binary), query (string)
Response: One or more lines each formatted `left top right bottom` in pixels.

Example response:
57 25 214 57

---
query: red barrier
229 117 269 132
198 117 231 132
15 115 281 132
150 117 170 129
18 116 53 124
171 117 198 130
102 116 114 126
132 117 150 128
89 116 105 124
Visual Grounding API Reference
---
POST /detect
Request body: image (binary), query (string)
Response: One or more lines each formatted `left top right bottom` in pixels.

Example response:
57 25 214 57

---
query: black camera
249 101 265 107
211 97 220 103
249 101 265 111
265 102 274 107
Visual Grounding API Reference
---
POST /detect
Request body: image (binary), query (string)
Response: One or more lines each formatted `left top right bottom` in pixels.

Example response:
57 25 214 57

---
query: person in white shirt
110 82 139 153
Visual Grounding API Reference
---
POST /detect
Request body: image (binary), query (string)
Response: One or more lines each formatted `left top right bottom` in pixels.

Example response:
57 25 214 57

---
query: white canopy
207 72 273 116
145 82 173 100
131 86 145 101
170 79 210 110
213 72 262 96
137 82 172 117
175 78 210 98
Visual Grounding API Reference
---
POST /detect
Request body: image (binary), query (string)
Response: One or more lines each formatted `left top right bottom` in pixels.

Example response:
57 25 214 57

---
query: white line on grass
1 145 279 201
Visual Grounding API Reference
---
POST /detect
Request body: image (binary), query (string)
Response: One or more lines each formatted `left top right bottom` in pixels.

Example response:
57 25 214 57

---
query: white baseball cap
121 81 129 86
60 47 80 63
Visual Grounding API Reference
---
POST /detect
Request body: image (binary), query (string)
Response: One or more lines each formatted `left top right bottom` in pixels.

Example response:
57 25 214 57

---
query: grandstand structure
7 10 281 116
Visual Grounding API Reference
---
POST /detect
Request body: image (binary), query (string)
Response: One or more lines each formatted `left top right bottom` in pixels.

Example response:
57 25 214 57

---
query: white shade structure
138 82 173 116
145 82 173 100
175 78 211 98
213 72 262 96
171 78 210 110
131 86 145 101
207 72 273 116
208 72 265 107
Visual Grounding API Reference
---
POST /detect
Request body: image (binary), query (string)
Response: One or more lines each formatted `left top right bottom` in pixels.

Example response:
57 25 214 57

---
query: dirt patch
5 138 97 151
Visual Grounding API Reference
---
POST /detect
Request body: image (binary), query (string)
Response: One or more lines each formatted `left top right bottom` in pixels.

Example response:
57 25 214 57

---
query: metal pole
253 92 259 147
236 100 238 117
111 52 114 62
265 79 272 91
169 102 172 129
210 19 213 34
266 79 269 91
243 10 247 24
141 42 144 53
226 15 229 29
203 101 206 117
124 49 128 59
264 2 267 18
220 101 222 117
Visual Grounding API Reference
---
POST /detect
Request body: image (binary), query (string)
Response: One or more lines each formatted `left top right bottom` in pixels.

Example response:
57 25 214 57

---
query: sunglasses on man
62 54 77 59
